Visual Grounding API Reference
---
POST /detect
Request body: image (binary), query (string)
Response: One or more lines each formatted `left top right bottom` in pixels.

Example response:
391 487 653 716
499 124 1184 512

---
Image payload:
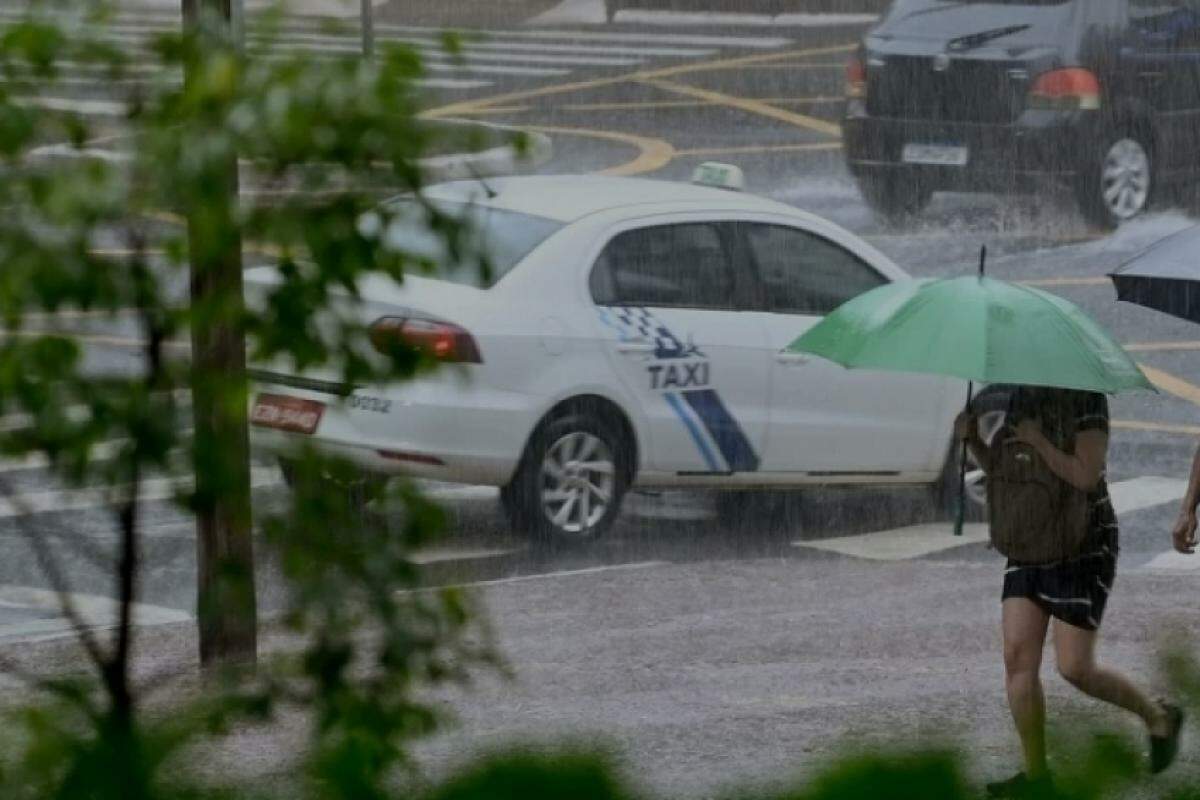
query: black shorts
1001 550 1117 631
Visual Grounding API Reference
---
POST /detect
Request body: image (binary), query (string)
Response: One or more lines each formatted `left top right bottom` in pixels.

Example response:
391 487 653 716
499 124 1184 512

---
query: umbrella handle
954 381 975 537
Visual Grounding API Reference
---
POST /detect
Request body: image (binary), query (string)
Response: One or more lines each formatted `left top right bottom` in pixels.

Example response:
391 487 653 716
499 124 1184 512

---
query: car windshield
378 198 564 288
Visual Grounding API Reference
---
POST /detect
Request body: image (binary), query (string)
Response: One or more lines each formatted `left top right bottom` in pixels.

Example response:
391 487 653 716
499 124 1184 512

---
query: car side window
743 223 886 316
1130 0 1200 50
589 223 735 310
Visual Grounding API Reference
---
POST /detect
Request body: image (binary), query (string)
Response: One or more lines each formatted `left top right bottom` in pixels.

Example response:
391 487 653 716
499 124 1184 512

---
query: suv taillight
369 316 482 363
1029 68 1101 111
845 55 867 99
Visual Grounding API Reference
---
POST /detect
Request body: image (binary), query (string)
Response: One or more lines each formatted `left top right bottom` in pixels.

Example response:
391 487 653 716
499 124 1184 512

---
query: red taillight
369 316 482 363
845 55 867 99
1029 67 1101 111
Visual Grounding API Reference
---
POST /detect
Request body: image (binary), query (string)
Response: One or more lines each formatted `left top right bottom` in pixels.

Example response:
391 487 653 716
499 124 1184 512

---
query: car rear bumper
843 110 1097 191
247 377 538 486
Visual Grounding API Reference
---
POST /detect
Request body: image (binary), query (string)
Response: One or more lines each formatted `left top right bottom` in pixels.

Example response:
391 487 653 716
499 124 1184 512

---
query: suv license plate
902 144 969 167
250 394 325 435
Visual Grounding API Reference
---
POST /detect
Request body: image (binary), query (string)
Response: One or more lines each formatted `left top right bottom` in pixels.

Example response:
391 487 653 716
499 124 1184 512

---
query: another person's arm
954 411 992 474
1171 444 1200 555
1013 420 1106 493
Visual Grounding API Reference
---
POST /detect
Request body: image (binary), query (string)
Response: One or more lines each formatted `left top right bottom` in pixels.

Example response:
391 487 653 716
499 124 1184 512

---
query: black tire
1075 124 1154 231
858 172 933 226
278 457 387 515
504 413 630 545
933 386 1012 521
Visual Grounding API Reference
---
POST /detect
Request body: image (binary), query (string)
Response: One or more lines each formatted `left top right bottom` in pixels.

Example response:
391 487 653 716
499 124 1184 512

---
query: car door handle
1139 71 1166 81
775 352 810 366
617 340 656 355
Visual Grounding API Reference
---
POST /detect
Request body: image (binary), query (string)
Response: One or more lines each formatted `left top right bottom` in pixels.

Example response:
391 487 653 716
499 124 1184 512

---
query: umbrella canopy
789 275 1154 395
1110 223 1200 324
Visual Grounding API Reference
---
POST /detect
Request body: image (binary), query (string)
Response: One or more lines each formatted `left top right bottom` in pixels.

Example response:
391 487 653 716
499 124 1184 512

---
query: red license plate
250 394 325 435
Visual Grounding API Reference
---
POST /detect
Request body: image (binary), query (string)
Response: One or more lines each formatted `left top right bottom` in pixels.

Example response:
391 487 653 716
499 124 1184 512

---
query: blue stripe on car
664 392 722 472
682 389 760 472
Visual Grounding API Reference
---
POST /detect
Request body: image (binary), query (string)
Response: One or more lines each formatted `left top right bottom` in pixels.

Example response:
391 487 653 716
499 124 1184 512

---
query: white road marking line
794 523 991 561
410 546 522 565
0 586 190 644
1133 550 1200 572
417 78 493 90
454 561 668 588
792 477 1191 562
13 96 129 116
0 10 790 49
1108 476 1189 515
0 466 281 519
529 0 869 29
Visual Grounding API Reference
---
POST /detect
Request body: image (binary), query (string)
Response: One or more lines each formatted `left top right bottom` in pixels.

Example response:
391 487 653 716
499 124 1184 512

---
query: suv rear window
887 0 1070 7
379 199 564 288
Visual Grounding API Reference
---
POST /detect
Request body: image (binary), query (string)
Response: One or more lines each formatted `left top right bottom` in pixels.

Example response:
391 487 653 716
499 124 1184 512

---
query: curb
420 120 555 182
29 121 555 183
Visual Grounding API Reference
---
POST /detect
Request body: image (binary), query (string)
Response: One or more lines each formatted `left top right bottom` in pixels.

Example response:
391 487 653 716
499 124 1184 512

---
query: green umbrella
788 251 1154 535
788 275 1153 394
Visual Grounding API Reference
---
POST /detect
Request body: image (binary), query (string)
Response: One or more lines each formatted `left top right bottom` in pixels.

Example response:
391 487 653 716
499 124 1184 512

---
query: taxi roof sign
691 162 745 192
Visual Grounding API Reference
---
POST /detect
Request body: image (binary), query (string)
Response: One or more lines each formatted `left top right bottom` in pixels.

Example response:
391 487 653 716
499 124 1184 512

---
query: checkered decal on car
608 306 702 360
597 306 758 473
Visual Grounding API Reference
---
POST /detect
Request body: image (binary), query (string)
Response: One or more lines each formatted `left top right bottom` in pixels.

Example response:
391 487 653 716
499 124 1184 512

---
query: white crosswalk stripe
792 476 1193 564
0 9 790 103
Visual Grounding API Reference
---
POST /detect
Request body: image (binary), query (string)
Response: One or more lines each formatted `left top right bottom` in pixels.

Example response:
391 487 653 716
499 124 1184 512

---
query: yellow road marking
522 124 676 176
676 142 842 157
422 43 856 119
1112 419 1200 436
1125 341 1200 353
1140 364 1200 406
455 95 846 116
728 62 844 70
640 77 842 138
1018 276 1110 288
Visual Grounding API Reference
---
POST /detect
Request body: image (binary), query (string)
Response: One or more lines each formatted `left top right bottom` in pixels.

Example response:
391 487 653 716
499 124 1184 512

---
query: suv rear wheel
503 414 629 544
858 172 933 226
1076 128 1153 230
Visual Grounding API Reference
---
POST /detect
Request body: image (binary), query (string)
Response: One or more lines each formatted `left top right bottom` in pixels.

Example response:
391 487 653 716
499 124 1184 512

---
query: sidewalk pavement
1 556 1197 797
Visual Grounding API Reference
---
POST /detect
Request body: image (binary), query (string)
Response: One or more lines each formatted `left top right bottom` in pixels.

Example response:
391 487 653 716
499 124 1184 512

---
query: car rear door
740 221 949 476
1123 0 1200 175
589 220 770 475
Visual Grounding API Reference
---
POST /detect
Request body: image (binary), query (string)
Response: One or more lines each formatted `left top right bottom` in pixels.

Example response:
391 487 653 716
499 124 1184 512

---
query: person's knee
1004 641 1041 679
1057 653 1093 689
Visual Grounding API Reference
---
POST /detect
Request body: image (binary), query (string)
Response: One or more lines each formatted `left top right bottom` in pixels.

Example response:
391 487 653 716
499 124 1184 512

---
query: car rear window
378 199 564 288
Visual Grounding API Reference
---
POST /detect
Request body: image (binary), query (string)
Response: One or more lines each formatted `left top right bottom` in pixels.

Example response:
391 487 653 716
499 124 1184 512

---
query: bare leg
1003 598 1052 777
1052 619 1169 736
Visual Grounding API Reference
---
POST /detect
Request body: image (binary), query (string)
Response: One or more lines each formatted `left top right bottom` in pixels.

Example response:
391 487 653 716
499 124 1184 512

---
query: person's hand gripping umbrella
790 247 1155 536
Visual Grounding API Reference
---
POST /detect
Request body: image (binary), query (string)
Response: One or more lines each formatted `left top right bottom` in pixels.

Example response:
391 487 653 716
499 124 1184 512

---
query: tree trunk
182 0 257 666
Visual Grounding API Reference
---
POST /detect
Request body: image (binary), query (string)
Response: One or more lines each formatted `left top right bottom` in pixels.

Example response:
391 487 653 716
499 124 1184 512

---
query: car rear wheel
1076 129 1153 230
504 414 628 545
858 172 933 226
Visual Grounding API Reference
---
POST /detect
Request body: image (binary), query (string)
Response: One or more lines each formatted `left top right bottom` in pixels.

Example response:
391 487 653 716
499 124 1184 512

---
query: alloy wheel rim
1101 138 1150 221
540 431 616 535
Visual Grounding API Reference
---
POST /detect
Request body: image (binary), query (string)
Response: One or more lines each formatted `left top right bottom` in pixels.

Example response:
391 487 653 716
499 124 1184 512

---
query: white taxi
246 166 966 543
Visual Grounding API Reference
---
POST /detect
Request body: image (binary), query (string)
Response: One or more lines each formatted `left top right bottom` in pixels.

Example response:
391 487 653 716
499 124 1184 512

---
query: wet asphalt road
0 0 1198 693
0 5 1199 796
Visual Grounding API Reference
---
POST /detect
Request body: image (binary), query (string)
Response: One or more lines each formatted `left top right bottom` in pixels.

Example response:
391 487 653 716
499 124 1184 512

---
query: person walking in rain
956 386 1185 797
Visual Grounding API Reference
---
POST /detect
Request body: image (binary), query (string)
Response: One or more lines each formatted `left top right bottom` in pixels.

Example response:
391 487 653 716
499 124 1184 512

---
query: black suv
843 0 1200 228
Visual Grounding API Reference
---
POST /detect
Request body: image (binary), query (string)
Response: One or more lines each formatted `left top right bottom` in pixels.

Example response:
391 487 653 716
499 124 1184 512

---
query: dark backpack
986 410 1090 565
